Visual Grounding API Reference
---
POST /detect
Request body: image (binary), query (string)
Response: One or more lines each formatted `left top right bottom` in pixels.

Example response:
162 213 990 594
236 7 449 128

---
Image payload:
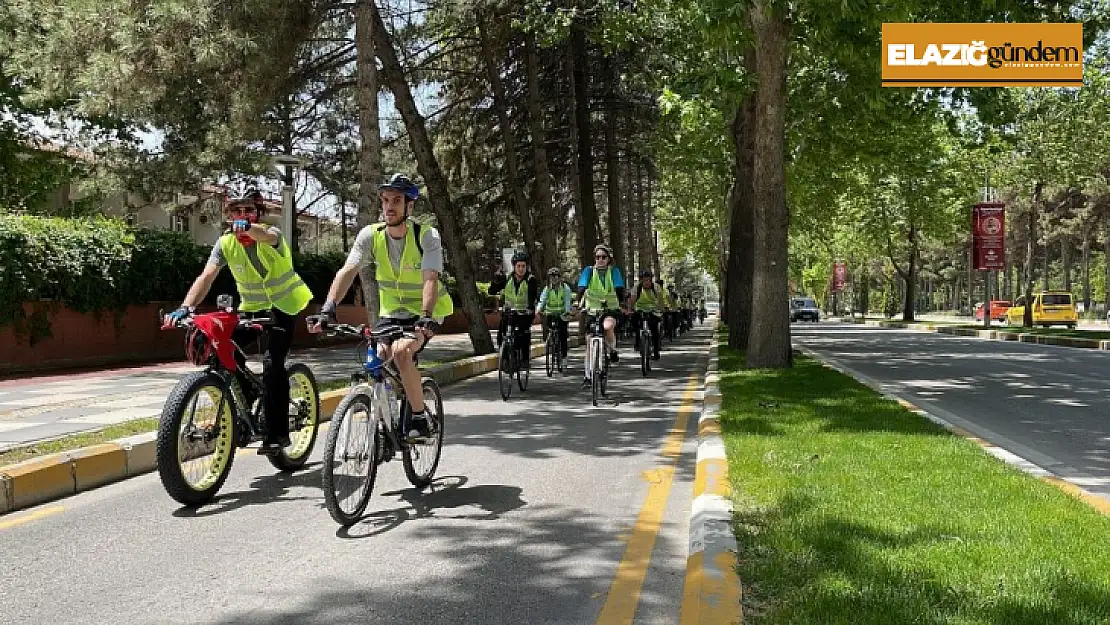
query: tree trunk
566 43 587 268
1062 235 1072 293
571 19 598 263
649 176 661 277
370 3 494 354
898 226 919 322
1103 225 1110 313
525 33 557 272
745 1 790 368
726 88 755 350
601 55 625 269
355 0 382 324
1082 231 1091 312
1042 234 1050 292
637 160 652 277
479 13 538 268
1024 184 1041 327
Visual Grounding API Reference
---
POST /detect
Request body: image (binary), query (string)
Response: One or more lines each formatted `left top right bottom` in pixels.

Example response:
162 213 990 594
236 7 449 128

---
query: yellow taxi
1004 291 1078 328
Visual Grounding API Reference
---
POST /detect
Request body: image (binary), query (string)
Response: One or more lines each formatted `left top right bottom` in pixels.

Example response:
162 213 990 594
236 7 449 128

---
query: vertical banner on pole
833 262 847 291
973 202 1006 271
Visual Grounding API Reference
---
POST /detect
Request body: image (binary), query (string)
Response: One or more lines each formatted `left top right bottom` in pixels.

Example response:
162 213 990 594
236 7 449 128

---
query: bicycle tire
498 340 513 401
321 392 379 526
268 362 321 472
517 346 530 391
590 340 601 407
640 330 650 376
156 371 238 507
403 378 445 488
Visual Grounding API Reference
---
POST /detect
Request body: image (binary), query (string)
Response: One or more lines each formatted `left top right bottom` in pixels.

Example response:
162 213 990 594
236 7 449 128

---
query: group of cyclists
164 172 706 455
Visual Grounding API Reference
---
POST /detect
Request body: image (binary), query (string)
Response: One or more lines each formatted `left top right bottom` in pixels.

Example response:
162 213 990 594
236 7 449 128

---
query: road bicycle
498 309 533 401
157 298 320 506
311 320 444 527
543 314 567 377
634 312 661 377
582 303 615 407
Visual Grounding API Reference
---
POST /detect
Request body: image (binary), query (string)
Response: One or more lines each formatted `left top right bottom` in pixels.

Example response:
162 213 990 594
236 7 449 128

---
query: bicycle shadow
171 461 325 518
336 475 526 540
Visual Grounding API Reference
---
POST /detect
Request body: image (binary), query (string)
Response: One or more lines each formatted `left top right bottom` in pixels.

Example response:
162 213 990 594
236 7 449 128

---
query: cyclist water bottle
365 347 384 380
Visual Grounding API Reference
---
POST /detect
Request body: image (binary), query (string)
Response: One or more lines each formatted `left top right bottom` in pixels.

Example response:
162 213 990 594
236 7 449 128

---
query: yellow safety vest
635 286 660 312
504 276 530 310
219 234 312 315
372 220 454 319
584 267 618 311
544 285 566 312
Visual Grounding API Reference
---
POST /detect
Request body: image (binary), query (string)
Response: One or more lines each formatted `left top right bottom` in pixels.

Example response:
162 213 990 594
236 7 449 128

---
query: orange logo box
882 23 1083 87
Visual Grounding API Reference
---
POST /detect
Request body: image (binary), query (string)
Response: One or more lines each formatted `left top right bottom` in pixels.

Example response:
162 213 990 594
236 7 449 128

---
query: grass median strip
720 345 1110 625
0 418 160 467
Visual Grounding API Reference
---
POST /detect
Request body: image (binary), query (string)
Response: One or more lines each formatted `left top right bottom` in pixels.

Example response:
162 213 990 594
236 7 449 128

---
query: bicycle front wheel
156 371 237 507
404 378 445 488
498 341 514 401
591 343 601 407
517 346 530 391
322 393 379 526
641 332 651 376
545 336 556 377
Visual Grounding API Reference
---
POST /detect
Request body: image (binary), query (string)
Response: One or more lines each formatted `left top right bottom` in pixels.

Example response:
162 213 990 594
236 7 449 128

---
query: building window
171 213 190 232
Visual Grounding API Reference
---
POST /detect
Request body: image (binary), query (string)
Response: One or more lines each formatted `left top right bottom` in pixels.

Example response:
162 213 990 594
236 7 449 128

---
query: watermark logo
882 23 1082 87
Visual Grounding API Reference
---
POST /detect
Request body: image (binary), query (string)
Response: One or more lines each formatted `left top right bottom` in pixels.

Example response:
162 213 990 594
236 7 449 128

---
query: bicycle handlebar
158 308 273 331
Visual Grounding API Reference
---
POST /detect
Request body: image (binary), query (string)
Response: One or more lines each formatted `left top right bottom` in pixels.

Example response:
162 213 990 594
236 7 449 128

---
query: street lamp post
271 155 305 250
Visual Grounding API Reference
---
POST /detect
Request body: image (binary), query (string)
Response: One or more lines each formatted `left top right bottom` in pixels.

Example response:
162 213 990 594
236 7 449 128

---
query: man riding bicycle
162 187 313 455
574 243 627 387
630 270 662 361
310 173 454 440
538 267 572 359
489 251 539 364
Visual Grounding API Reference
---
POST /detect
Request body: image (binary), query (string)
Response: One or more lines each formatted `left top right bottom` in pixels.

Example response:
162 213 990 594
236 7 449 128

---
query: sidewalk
0 328 533 452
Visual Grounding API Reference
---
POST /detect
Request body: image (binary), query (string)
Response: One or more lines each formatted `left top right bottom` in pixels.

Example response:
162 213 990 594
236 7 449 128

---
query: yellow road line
0 505 65 531
595 368 702 625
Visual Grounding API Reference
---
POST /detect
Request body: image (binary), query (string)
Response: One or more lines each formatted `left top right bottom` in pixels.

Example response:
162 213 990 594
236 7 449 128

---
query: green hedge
0 214 345 342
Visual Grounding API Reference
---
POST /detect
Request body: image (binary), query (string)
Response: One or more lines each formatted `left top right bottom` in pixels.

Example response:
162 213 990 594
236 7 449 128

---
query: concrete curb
853 319 1110 351
796 345 1110 517
0 335 582 517
680 341 742 624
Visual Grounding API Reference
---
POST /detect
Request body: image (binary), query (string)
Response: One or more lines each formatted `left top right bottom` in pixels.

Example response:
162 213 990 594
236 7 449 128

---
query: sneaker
257 436 291 455
610 351 619 363
408 412 432 439
581 377 591 388
653 352 661 361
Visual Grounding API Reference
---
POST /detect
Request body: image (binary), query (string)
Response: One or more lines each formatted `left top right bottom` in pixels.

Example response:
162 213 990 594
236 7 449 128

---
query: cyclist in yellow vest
311 174 453 440
629 269 662 360
489 251 540 364
657 278 675 340
162 188 312 454
573 243 628 387
538 267 572 358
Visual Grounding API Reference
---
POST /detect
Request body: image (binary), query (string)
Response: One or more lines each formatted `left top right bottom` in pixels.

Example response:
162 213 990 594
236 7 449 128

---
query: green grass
954 324 1110 341
719 347 1110 625
0 417 160 467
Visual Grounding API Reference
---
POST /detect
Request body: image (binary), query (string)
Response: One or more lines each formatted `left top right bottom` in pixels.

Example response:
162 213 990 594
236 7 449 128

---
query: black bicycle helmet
511 250 530 265
378 173 420 201
639 269 654 279
547 267 562 277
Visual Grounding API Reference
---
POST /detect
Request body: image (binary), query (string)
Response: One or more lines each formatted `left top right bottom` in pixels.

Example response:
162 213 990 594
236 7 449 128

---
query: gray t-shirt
208 226 286 277
345 222 445 319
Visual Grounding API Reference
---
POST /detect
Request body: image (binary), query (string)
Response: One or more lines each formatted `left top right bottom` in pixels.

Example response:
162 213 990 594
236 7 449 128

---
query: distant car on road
790 297 821 323
974 300 1012 322
1005 291 1077 328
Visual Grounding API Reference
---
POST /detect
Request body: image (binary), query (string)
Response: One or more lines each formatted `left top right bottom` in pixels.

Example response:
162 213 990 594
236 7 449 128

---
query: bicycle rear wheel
403 378 444 488
517 344 530 391
640 331 651 376
590 341 601 407
545 335 556 377
498 341 514 401
321 393 379 526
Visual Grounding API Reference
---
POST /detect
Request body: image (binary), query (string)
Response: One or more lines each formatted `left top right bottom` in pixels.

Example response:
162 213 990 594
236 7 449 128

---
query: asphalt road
794 322 1110 502
0 324 712 625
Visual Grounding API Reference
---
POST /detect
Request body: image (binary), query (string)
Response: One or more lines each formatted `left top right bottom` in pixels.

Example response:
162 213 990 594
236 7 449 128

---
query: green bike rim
179 385 234 492
285 370 319 460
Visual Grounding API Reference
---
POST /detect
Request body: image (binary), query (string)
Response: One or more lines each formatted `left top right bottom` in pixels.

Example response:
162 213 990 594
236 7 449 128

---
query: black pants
232 308 297 441
543 314 569 356
632 311 661 356
500 311 533 360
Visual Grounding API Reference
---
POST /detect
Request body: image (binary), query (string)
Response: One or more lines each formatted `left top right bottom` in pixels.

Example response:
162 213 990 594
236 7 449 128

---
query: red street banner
973 202 1006 271
833 262 847 291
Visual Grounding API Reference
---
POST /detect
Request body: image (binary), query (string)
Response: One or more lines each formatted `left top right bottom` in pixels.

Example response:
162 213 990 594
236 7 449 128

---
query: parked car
1004 291 1077 328
974 300 1012 322
790 297 821 322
